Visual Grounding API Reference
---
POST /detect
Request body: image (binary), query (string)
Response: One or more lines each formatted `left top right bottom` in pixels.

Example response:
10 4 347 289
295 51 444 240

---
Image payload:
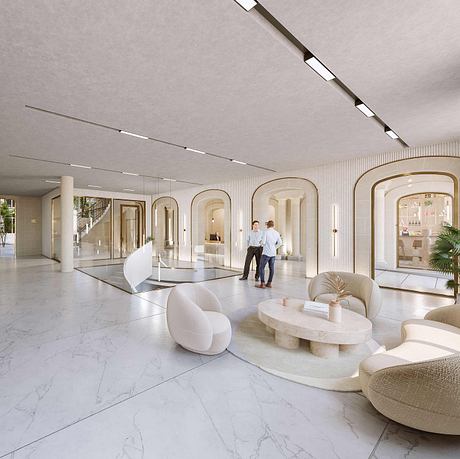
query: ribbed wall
163 141 460 273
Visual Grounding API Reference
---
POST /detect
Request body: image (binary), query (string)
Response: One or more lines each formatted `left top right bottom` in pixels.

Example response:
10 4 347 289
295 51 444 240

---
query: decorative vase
328 300 342 323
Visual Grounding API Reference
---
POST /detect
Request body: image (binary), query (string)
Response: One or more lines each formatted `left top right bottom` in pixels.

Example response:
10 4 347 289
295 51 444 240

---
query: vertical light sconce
154 207 158 227
183 214 187 245
332 204 338 257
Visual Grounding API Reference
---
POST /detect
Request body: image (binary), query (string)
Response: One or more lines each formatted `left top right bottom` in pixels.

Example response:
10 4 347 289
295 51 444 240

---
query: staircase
75 198 111 243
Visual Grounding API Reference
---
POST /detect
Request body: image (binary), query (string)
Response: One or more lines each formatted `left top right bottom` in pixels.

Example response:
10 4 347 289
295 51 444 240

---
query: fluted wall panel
161 141 460 274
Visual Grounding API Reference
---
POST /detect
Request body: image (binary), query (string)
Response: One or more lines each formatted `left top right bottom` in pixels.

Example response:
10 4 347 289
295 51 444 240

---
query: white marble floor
1 257 458 458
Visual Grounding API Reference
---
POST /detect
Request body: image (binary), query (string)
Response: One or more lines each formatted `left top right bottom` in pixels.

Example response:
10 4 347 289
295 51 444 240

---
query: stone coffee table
258 298 373 359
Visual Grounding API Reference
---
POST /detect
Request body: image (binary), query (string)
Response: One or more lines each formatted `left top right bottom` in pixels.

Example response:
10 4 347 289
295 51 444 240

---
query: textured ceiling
1 0 459 196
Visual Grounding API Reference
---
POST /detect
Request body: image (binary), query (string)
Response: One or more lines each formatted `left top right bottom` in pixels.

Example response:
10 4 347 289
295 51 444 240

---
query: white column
375 188 386 268
290 197 301 257
60 176 74 272
277 198 287 255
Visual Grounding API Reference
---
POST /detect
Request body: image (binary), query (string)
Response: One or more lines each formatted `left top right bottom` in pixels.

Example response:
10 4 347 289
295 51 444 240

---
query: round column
375 188 386 269
60 176 74 272
290 197 301 257
277 198 287 255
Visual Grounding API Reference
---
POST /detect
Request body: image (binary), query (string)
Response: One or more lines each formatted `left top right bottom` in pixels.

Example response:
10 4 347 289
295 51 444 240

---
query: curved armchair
166 283 231 355
425 304 460 328
308 272 382 319
367 354 460 434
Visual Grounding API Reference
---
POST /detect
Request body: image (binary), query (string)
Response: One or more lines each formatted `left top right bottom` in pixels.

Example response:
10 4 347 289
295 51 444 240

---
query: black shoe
255 277 259 282
239 276 248 280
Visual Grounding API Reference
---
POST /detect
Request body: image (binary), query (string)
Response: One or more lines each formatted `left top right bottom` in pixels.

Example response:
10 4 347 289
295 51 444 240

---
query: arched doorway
152 196 179 260
354 157 459 296
191 189 231 267
252 178 318 278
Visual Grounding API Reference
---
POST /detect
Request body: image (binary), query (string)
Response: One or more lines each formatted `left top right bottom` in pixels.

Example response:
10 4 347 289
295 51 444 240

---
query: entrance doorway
152 197 179 260
120 205 141 258
0 198 16 257
373 173 455 295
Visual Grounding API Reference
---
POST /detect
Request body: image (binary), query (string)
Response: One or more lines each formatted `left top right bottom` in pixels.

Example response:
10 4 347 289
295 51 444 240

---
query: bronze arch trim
190 189 232 266
152 196 180 260
250 177 319 277
353 154 460 273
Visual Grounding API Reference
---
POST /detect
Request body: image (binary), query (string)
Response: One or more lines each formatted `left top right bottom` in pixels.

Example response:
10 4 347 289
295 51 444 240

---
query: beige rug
227 306 385 392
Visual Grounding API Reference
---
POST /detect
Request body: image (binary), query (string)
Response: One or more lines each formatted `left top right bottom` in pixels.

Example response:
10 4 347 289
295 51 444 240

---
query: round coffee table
258 298 372 359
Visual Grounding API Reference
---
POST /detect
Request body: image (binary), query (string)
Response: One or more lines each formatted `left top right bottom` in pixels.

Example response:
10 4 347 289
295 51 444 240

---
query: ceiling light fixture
122 171 139 176
385 127 399 139
355 100 375 117
234 0 258 11
123 188 135 192
70 163 91 169
185 147 207 155
304 52 335 81
231 159 247 165
162 177 177 182
87 185 102 188
119 130 149 140
45 180 60 184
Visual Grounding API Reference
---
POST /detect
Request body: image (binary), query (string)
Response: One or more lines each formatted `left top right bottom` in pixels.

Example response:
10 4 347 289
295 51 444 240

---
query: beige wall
2 195 42 256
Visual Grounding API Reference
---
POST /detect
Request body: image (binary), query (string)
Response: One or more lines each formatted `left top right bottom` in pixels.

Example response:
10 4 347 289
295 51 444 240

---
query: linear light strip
239 4 409 148
9 154 203 186
25 105 276 172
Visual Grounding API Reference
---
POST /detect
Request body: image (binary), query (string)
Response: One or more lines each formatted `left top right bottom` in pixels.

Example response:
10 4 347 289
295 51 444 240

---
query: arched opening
152 196 179 260
354 157 459 296
191 189 231 267
0 197 16 257
252 178 318 278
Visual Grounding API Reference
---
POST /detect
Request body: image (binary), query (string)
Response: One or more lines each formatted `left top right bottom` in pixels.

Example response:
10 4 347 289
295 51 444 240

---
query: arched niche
354 156 460 278
191 189 231 267
252 177 318 278
152 196 179 260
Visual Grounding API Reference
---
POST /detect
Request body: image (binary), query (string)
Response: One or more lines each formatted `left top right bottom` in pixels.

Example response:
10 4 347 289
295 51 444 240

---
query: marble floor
1 257 459 458
375 268 452 296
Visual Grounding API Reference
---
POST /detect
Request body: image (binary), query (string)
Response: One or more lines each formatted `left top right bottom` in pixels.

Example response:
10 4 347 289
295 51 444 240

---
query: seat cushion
314 293 366 317
203 311 232 355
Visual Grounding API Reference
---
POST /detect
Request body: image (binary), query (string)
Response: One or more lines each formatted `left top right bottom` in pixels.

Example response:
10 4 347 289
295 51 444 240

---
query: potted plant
429 224 460 302
324 272 351 323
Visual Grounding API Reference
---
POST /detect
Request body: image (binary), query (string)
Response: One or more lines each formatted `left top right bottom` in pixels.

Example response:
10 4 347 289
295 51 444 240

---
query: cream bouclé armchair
359 304 460 435
308 272 382 319
167 283 232 355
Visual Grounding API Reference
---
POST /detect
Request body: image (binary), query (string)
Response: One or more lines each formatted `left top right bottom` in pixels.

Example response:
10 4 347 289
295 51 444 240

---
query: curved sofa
166 283 231 355
308 271 382 319
359 304 460 434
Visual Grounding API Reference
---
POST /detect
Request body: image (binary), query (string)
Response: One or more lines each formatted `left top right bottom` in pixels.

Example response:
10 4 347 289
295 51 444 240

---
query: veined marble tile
0 314 215 457
371 422 460 458
10 354 388 459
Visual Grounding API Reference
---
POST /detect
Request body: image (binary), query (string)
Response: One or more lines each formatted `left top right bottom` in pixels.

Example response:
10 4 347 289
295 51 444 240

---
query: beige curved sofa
167 283 231 355
308 271 382 319
359 304 460 434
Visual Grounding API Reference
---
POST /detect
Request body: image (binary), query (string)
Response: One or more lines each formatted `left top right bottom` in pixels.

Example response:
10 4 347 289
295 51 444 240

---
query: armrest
425 305 460 329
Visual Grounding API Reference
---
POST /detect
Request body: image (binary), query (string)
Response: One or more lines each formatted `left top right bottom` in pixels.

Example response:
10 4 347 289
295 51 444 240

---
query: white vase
328 300 342 323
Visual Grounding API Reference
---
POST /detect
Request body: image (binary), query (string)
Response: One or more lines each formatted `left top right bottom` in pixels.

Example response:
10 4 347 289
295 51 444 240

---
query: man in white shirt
240 220 263 281
256 220 282 289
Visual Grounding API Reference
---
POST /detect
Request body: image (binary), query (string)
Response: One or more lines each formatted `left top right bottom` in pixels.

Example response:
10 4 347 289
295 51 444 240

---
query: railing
76 199 111 242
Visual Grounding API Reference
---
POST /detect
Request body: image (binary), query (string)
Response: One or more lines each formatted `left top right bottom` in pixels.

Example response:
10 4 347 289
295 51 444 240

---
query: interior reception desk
398 235 433 268
194 241 225 266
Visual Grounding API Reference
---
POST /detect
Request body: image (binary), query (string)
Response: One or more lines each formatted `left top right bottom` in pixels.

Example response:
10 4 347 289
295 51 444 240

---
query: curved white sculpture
308 271 382 319
123 241 153 292
167 283 232 355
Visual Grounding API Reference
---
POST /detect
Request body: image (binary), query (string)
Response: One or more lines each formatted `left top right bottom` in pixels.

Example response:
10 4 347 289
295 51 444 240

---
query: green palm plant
429 224 460 298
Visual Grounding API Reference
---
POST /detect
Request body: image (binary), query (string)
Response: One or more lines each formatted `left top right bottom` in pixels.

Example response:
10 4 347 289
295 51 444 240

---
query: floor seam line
367 420 390 459
0 352 228 458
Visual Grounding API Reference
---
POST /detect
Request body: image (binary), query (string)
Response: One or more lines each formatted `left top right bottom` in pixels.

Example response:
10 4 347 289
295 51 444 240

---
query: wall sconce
154 207 158 227
183 214 187 245
332 204 338 257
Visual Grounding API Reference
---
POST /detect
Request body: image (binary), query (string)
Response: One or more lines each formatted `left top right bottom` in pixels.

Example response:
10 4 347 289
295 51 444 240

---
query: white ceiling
1 0 459 196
